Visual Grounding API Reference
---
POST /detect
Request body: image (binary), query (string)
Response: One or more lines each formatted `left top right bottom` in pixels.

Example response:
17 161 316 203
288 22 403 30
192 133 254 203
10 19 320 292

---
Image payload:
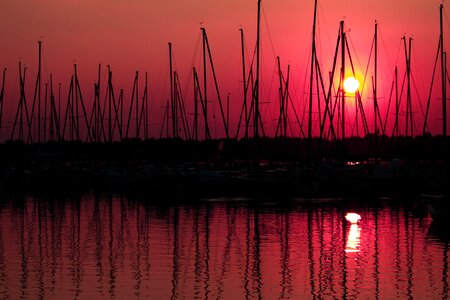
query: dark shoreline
0 136 449 198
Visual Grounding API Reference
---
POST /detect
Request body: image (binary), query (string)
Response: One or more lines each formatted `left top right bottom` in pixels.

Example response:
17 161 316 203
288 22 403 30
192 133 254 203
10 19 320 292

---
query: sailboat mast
193 68 198 140
404 37 413 137
49 76 54 140
201 29 209 139
0 68 5 135
74 64 80 140
440 4 446 137
38 41 42 143
135 71 139 138
94 64 101 142
43 82 47 142
227 93 230 133
308 0 318 141
374 21 378 137
340 21 346 141
276 56 283 138
409 38 414 137
240 28 249 139
108 66 112 141
169 42 175 138
254 0 261 138
58 83 61 140
285 64 290 137
144 72 149 139
395 66 399 137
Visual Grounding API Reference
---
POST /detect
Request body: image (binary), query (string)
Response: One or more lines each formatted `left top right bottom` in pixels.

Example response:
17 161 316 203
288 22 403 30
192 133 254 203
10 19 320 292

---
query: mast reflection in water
0 194 448 299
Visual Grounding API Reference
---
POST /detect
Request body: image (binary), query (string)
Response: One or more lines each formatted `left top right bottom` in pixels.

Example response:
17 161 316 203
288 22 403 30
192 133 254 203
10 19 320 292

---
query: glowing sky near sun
0 0 438 71
0 0 447 137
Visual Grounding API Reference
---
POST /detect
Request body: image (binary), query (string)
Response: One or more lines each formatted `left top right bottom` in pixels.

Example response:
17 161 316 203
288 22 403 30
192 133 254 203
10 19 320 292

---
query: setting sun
343 77 360 94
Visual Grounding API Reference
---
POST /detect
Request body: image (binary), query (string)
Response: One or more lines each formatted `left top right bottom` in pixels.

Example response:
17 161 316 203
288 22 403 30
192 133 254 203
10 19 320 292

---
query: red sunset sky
0 0 447 138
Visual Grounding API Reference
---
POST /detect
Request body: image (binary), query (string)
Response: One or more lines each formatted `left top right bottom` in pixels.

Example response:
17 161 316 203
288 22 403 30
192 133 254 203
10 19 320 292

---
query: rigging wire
360 34 374 98
409 73 424 135
346 33 363 77
154 46 169 129
317 0 333 71
261 4 277 60
222 28 240 79
6 66 19 129
378 25 395 79
394 38 403 69
256 4 279 136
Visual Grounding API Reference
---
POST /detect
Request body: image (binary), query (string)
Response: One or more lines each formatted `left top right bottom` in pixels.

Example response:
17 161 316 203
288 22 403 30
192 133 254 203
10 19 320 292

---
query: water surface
0 194 448 299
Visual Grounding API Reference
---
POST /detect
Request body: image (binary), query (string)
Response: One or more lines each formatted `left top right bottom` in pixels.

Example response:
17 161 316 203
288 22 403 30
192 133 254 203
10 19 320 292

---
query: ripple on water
0 195 448 299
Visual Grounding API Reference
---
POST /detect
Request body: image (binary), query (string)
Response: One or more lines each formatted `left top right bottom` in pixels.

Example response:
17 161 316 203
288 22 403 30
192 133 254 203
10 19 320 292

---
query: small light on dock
345 213 361 224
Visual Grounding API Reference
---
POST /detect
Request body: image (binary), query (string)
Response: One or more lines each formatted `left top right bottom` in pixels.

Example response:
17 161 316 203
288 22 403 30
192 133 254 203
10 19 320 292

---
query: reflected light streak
345 223 361 253
345 213 361 253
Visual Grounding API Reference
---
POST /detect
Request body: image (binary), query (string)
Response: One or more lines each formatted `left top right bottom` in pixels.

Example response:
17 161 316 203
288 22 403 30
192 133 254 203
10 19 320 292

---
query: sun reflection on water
345 213 361 253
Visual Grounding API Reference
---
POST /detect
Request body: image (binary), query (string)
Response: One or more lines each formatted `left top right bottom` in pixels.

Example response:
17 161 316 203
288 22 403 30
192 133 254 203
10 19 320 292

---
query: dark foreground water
0 194 448 299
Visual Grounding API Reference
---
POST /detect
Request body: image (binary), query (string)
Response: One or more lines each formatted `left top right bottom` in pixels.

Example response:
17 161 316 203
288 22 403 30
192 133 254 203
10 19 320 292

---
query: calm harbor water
0 193 448 299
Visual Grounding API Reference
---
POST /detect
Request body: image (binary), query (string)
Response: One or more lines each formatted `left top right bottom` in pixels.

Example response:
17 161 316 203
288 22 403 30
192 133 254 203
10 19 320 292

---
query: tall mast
340 21 346 141
125 71 139 139
43 82 48 142
201 27 229 138
58 83 61 139
63 74 74 141
409 38 414 137
143 72 149 139
30 41 42 143
135 71 139 139
169 42 175 138
90 64 102 142
227 93 230 134
201 29 208 139
284 64 290 137
240 28 249 139
74 64 91 142
374 21 378 137
119 89 124 140
441 4 447 137
319 27 340 142
0 68 5 135
38 41 42 143
254 0 261 138
49 74 61 141
49 76 54 140
74 64 80 140
97 65 102 141
193 67 198 140
135 71 139 138
173 72 179 138
16 63 24 141
12 63 32 142
404 37 413 137
395 66 399 137
276 56 283 138
96 64 101 141
174 71 190 140
308 0 318 141
108 66 112 141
